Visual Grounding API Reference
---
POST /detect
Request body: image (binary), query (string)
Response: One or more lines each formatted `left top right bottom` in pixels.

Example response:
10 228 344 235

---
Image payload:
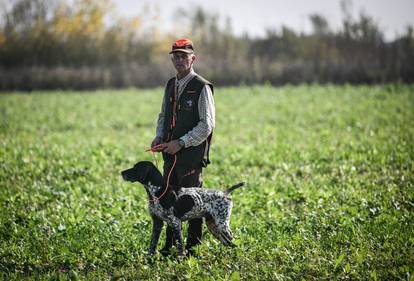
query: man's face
171 52 195 74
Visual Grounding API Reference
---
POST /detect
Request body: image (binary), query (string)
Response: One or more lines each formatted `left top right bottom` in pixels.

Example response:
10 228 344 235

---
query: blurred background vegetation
0 0 413 91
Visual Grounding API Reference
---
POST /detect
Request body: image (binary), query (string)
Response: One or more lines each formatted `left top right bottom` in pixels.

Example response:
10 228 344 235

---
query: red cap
169 38 194 54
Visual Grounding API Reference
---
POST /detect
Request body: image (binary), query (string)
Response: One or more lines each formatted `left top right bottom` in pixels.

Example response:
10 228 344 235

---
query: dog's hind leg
148 216 164 255
211 202 235 246
205 216 220 239
217 226 235 247
206 216 233 246
220 219 234 244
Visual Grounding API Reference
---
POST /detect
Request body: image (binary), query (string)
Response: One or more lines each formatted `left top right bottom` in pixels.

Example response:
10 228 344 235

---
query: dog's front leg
169 217 184 256
147 216 163 255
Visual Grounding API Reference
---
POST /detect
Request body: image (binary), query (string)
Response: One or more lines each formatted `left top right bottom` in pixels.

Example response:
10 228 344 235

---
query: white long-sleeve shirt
155 68 215 148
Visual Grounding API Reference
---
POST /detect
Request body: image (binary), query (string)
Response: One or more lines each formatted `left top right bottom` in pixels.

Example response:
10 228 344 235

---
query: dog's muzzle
121 170 130 181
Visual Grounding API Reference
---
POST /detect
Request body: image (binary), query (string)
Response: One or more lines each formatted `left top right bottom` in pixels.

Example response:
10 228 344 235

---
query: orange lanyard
171 82 178 128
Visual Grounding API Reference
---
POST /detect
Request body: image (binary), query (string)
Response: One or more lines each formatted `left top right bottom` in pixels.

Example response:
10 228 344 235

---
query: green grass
1 84 413 280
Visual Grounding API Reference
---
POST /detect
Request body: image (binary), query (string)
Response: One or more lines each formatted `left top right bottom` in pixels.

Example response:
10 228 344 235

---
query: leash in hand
145 143 167 170
145 143 177 202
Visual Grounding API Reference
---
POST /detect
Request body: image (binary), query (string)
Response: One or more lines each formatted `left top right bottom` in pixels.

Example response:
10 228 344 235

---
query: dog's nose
121 171 128 181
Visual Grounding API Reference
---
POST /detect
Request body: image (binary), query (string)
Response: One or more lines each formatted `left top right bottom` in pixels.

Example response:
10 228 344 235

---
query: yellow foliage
131 17 141 30
51 0 110 40
153 37 173 57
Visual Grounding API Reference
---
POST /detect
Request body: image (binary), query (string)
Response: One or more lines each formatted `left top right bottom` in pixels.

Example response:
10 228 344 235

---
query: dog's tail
224 182 245 195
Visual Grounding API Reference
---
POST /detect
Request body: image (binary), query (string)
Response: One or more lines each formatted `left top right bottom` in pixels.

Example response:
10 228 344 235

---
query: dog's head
121 161 177 207
121 161 162 186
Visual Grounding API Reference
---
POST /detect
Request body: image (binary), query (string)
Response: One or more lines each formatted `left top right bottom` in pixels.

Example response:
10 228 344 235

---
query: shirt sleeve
180 85 215 147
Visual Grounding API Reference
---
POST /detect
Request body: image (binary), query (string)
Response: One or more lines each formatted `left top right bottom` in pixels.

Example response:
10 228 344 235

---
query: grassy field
0 84 413 280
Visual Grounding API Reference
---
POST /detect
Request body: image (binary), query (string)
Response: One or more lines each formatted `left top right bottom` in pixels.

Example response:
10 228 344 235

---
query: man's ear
189 54 196 68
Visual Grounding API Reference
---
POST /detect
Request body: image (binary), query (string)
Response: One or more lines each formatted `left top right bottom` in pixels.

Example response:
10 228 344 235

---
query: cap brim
169 49 194 54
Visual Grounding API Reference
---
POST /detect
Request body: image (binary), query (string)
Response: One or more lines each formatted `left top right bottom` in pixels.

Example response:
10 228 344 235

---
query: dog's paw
160 245 174 257
172 251 186 262
145 250 156 258
178 251 186 258
185 248 197 257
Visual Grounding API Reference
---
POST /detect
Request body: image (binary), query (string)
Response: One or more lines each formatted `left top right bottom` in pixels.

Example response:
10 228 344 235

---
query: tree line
0 0 413 91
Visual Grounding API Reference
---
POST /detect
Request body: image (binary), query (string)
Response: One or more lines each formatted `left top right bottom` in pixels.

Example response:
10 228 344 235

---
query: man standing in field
151 38 215 256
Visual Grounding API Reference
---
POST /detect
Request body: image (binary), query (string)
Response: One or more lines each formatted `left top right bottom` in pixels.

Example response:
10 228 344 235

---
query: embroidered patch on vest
185 100 193 108
183 99 194 111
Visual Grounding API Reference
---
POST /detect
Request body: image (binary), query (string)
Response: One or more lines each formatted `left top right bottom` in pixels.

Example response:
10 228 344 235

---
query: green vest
162 75 214 167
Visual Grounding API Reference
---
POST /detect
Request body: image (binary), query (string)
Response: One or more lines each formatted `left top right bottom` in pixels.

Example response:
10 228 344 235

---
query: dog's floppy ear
133 161 155 184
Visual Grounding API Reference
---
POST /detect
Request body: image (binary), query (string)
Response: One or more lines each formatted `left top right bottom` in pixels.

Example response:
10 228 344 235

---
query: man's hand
163 140 183 155
151 136 162 148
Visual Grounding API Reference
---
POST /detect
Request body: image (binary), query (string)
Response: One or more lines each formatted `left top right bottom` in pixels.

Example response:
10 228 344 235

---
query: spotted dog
121 161 244 256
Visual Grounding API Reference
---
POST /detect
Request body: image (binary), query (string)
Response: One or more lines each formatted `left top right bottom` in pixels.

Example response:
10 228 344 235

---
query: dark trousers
163 162 203 250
